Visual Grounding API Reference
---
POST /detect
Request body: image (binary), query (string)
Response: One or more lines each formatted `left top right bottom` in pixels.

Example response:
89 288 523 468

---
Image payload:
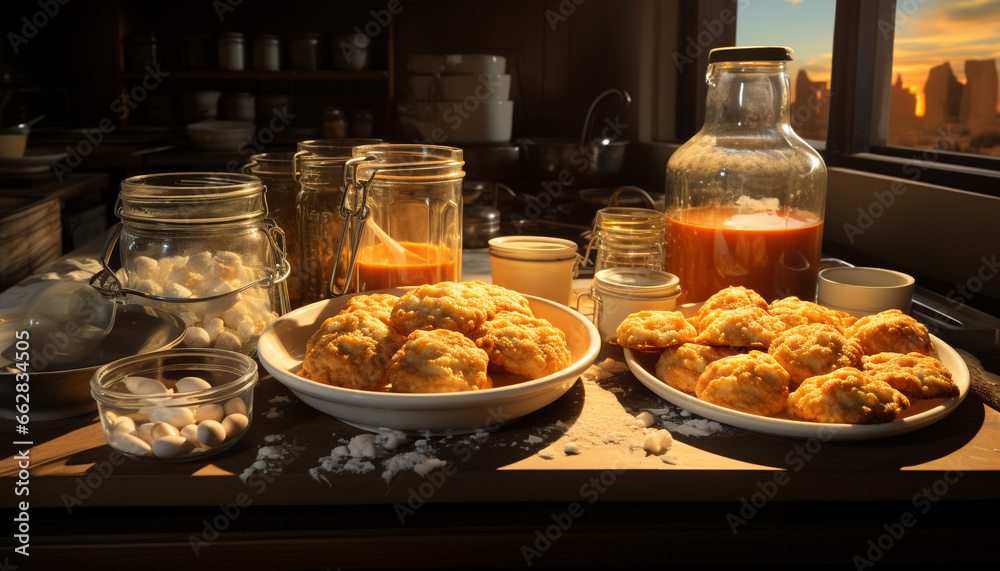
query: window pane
736 0 836 142
888 0 1000 158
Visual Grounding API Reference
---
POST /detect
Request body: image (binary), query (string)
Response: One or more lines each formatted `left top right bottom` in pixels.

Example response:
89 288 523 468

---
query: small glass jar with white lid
581 267 681 342
488 236 581 306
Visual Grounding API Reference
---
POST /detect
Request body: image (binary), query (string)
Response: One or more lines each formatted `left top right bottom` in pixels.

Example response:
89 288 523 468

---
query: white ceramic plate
257 289 601 434
624 304 970 440
0 148 68 174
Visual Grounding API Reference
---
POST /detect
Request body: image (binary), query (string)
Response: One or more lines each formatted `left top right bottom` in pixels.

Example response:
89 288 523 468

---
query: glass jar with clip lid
331 144 464 295
90 173 290 355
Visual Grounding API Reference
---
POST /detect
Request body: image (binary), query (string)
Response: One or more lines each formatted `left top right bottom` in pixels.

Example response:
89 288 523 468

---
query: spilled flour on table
520 358 728 464
239 434 301 484
310 429 453 485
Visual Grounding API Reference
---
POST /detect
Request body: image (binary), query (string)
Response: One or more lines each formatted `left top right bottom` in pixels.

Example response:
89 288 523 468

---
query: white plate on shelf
257 288 601 434
624 303 970 440
0 148 68 174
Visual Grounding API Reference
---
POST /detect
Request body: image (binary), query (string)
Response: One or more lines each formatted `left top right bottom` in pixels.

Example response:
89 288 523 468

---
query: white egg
152 435 196 458
180 424 199 445
197 420 227 447
176 376 212 393
135 422 156 445
123 376 171 395
150 421 179 441
223 397 248 416
113 433 152 456
111 416 136 434
194 403 225 423
162 282 193 299
146 406 196 428
104 410 118 424
214 330 243 352
203 318 225 342
221 413 249 439
133 256 159 280
183 326 211 348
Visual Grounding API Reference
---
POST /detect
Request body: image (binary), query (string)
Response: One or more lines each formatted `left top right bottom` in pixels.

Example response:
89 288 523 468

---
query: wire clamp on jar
328 155 379 297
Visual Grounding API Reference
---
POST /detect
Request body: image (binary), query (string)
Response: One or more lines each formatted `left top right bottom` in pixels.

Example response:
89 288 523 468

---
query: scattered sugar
263 407 283 419
269 395 291 404
537 449 556 460
635 411 655 428
526 435 544 444
643 429 674 455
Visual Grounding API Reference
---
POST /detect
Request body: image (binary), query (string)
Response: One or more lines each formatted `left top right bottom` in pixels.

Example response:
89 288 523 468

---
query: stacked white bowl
406 54 513 144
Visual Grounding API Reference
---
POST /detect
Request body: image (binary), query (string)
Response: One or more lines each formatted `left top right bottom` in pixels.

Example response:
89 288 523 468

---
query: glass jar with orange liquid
333 144 464 294
665 46 827 303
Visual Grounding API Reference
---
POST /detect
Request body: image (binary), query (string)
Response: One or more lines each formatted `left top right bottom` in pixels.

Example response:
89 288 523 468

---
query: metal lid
709 46 793 63
594 268 681 298
488 236 578 261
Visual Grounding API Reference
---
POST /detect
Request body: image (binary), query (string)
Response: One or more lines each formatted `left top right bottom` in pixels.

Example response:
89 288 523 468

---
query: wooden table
2 339 999 568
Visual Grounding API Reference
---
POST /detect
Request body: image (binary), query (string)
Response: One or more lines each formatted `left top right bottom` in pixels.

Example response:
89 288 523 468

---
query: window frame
671 0 1000 196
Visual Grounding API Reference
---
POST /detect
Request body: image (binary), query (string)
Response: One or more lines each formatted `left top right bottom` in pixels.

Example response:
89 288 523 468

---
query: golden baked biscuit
692 286 769 329
301 311 400 391
787 367 910 424
695 351 790 416
466 282 534 317
696 306 783 349
387 329 492 393
845 309 933 356
655 343 741 394
612 310 697 351
340 293 400 328
863 352 959 399
768 324 864 387
390 281 494 336
767 296 855 333
471 311 571 379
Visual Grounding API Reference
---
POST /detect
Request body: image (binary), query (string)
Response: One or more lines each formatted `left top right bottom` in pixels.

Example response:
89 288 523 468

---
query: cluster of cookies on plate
613 286 959 424
299 281 572 393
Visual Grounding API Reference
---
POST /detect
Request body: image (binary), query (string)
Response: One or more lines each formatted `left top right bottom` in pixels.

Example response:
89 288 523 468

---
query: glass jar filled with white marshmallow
92 173 290 354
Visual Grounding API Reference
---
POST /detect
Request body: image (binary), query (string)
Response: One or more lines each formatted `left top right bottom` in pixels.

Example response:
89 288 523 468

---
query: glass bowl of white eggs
91 348 257 461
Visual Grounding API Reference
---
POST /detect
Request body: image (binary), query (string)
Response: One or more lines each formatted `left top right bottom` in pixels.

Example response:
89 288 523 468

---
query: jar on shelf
665 46 827 303
181 33 213 69
124 33 157 72
253 33 281 71
321 108 348 139
243 152 302 308
217 32 246 71
350 108 375 138
91 173 290 355
584 207 665 275
290 33 322 71
294 139 382 303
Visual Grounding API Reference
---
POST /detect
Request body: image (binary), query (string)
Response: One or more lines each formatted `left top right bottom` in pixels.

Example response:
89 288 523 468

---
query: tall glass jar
295 139 381 303
336 144 464 294
93 173 289 355
585 207 665 275
244 153 301 308
665 46 827 303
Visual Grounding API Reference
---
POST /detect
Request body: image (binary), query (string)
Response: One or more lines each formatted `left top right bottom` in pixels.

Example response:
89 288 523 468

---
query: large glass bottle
665 46 827 303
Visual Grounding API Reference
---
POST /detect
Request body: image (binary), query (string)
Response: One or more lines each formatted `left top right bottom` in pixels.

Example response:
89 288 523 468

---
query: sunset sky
736 0 1000 116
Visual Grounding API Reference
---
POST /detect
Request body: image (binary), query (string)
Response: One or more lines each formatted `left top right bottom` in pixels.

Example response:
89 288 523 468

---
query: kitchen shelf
116 69 389 81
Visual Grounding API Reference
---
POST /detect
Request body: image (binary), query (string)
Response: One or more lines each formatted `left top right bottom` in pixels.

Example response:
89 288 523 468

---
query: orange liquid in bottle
355 242 458 291
665 206 823 303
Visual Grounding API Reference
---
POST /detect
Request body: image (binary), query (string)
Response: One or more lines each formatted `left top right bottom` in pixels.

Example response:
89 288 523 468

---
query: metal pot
518 137 628 186
518 88 631 187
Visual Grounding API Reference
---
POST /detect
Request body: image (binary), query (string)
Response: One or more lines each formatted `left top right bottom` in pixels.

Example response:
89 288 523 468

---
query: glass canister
217 32 246 71
91 173 290 355
244 153 301 308
294 139 382 303
585 207 665 275
334 144 464 294
580 268 681 342
664 46 827 303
